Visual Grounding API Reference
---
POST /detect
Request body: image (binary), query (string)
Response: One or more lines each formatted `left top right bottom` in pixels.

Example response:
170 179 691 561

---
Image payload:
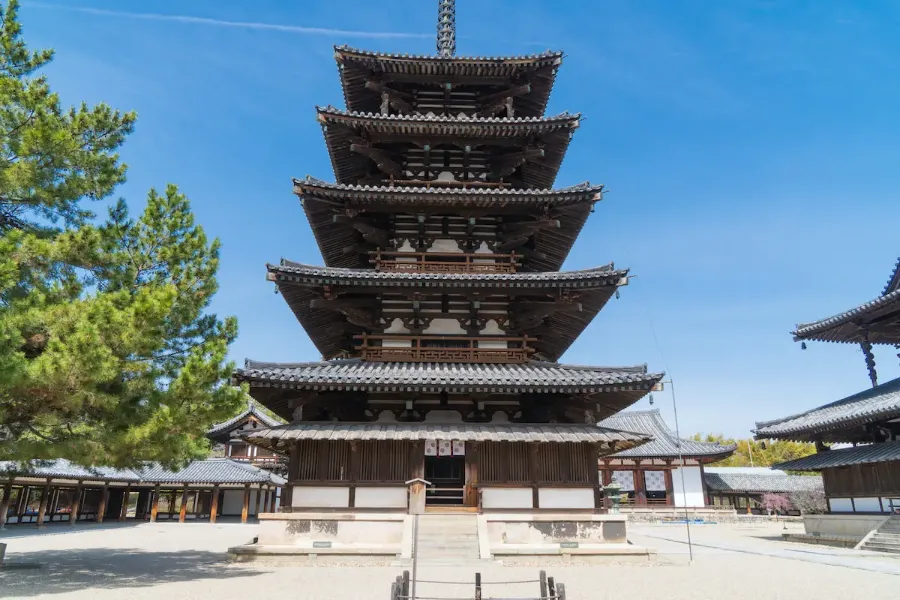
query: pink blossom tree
761 492 792 515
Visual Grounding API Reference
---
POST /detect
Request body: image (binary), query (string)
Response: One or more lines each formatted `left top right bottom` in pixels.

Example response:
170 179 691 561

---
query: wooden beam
209 484 220 524
501 219 560 234
241 484 251 523
0 481 12 529
491 147 545 178
256 484 265 516
477 83 532 116
269 486 277 513
178 485 189 523
309 298 379 328
332 214 390 246
119 484 131 522
69 481 83 525
348 142 404 177
37 479 51 527
97 482 110 523
150 484 160 522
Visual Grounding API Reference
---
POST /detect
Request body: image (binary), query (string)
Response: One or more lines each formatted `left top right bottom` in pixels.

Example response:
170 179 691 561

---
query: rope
412 579 542 586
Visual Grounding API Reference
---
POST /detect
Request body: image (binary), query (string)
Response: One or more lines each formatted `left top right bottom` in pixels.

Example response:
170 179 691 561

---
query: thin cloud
27 3 432 39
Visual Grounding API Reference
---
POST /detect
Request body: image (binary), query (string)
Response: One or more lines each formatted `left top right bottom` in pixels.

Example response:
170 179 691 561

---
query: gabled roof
207 400 283 441
598 409 735 460
267 260 628 361
755 375 900 443
0 458 285 486
334 46 564 118
242 421 650 454
236 359 662 422
703 469 822 493
293 177 601 271
317 107 579 189
774 442 900 471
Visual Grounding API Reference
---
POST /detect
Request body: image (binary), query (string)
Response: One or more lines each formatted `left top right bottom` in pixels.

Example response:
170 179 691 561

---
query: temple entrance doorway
424 455 465 506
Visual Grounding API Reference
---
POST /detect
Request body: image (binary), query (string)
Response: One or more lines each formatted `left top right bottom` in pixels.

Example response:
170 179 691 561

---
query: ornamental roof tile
774 442 900 471
207 400 283 438
884 257 900 296
334 45 564 64
754 375 900 441
317 105 580 127
598 409 735 459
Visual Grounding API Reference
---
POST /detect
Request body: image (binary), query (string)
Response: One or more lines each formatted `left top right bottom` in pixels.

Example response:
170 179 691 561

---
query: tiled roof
207 400 283 437
792 288 900 343
754 376 900 441
242 422 650 447
0 458 285 486
270 259 627 287
774 442 900 471
703 469 823 493
235 359 663 394
598 410 735 459
884 257 900 296
334 45 564 66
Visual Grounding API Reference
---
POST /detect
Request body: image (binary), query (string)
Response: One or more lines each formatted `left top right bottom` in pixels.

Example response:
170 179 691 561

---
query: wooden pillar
241 483 251 523
270 486 278 512
348 442 358 508
591 444 602 511
209 485 220 523
16 485 30 520
150 484 160 522
601 464 613 509
256 484 265 517
664 461 675 506
168 489 176 519
529 443 540 509
0 481 12 529
699 463 711 507
178 485 189 523
119 484 131 521
37 479 52 526
96 483 109 523
69 482 83 524
464 442 480 508
633 465 646 505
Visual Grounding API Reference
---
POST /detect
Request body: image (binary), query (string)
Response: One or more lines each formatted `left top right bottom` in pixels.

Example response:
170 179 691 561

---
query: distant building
598 409 735 507
755 256 900 515
206 400 284 472
703 467 823 513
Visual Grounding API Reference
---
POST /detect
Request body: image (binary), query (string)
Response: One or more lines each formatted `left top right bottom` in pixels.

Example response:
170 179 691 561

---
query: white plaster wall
482 487 533 509
220 490 260 515
804 514 887 538
291 486 350 508
429 239 462 253
672 466 705 507
383 318 411 334
423 318 466 335
538 487 594 509
355 487 408 509
478 340 508 349
481 319 505 335
830 498 854 513
853 497 883 513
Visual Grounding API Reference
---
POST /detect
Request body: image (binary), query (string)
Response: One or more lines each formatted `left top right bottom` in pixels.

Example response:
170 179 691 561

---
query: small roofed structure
598 409 735 508
0 458 284 528
207 400 285 471
756 256 900 516
703 467 823 514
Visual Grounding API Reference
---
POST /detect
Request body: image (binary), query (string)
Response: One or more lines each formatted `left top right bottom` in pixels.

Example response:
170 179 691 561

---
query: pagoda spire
437 0 456 57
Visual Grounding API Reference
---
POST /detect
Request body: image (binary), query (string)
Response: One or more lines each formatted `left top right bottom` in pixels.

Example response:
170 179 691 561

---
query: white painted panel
428 239 462 253
538 488 594 509
423 318 465 335
291 486 350 508
611 470 634 491
354 487 408 508
221 490 244 515
481 487 533 509
829 497 854 513
383 339 412 348
853 497 882 512
644 471 666 492
478 340 508 349
672 466 705 507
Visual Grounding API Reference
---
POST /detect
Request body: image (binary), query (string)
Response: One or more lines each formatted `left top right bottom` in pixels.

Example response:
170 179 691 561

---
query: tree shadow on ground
0 547 266 598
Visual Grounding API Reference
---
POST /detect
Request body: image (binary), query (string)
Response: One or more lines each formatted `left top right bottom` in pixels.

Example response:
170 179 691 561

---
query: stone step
871 533 900 541
863 546 900 554
862 542 900 552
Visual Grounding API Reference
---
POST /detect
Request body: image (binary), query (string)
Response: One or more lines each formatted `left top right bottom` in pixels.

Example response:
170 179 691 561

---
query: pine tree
0 0 242 467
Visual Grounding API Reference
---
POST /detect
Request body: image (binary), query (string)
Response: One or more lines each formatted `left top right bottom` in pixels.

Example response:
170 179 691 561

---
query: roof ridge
272 260 623 277
883 256 900 296
293 177 602 196
316 105 580 124
333 44 564 62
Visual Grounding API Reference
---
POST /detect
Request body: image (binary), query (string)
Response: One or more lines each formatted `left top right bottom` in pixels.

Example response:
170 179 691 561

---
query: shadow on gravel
0 548 265 598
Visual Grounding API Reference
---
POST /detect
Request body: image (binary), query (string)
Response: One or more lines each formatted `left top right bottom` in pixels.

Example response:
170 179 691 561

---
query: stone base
782 533 860 548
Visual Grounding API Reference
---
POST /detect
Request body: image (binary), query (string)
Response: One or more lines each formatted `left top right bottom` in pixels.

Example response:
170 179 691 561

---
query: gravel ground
1 521 899 600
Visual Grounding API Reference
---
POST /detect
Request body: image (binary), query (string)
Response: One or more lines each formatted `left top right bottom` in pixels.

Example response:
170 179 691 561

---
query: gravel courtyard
2 521 899 599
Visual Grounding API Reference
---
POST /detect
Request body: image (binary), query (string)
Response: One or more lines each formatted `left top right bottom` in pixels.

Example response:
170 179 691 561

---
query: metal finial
437 0 456 57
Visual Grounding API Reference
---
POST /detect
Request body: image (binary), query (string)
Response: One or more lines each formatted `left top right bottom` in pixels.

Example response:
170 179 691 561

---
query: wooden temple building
207 400 285 472
232 0 664 515
755 256 900 515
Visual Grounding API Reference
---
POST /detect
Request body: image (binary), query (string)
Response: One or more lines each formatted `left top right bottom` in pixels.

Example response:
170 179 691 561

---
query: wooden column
97 482 110 523
601 464 613 509
269 486 277 512
408 441 426 514
664 461 675 506
150 484 160 522
16 485 29 521
529 443 540 509
348 442 358 508
69 482 83 524
241 483 251 523
591 444 602 511
256 484 265 517
209 485 220 523
699 463 711 507
178 485 189 523
0 481 12 529
119 484 132 521
633 465 646 505
37 479 52 526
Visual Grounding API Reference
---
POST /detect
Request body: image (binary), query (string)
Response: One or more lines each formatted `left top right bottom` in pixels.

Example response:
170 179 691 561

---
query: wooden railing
354 334 536 363
369 250 519 274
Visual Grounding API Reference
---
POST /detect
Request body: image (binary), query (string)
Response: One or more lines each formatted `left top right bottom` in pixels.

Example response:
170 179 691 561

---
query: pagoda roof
242 422 650 454
294 177 601 271
317 106 579 189
598 409 736 460
235 358 662 394
267 260 626 360
206 399 283 442
773 442 900 471
334 45 564 117
792 256 900 345
754 375 900 443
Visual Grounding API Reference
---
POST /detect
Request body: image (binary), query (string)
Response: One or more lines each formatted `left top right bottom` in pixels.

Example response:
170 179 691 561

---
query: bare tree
790 489 827 514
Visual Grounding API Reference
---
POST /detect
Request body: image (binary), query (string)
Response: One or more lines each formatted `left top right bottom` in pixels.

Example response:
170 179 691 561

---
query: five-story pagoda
235 1 662 514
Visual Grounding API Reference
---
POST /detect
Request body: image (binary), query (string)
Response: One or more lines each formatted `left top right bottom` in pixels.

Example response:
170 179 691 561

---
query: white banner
452 441 465 456
424 440 437 456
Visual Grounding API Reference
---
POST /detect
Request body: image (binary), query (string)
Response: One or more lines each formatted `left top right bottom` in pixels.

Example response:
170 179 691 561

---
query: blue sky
20 0 900 438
